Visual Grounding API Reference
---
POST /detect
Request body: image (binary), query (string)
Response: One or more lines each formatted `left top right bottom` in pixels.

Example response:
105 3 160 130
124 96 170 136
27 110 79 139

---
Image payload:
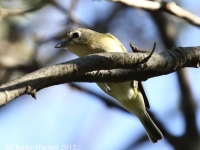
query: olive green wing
138 82 150 109
106 33 127 52
106 33 151 108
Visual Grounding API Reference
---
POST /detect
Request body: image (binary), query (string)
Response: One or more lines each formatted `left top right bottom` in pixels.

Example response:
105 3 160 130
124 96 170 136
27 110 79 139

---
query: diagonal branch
0 46 199 106
111 0 200 27
68 83 127 112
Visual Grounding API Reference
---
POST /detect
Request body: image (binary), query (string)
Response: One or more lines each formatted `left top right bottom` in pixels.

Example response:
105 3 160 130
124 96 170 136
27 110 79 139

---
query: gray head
55 28 100 48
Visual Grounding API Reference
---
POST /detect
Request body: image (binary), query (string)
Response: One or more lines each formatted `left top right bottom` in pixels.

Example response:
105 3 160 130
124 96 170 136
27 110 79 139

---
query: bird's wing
107 33 150 109
138 82 150 109
106 33 127 52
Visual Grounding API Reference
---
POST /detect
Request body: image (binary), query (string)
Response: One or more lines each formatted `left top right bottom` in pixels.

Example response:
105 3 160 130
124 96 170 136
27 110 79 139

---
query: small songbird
55 28 163 143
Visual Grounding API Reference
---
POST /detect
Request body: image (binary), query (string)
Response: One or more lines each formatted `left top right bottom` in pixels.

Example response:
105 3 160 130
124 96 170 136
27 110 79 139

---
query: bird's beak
55 41 68 48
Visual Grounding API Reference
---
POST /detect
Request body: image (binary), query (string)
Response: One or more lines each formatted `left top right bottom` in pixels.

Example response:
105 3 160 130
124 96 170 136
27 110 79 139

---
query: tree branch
111 0 200 27
68 83 127 112
0 46 199 106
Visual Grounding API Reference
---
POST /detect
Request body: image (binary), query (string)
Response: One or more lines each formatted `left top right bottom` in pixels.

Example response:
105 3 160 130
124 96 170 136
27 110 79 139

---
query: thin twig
111 0 200 27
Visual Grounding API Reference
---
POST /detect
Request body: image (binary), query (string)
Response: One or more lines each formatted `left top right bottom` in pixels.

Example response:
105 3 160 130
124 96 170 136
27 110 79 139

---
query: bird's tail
138 111 163 143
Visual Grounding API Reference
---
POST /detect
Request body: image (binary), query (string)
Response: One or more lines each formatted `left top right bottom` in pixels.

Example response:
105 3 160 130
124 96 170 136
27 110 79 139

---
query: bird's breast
97 82 135 101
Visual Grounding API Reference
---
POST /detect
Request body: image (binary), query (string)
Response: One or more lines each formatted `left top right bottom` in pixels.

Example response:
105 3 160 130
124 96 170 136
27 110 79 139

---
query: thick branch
0 46 199 106
111 0 200 27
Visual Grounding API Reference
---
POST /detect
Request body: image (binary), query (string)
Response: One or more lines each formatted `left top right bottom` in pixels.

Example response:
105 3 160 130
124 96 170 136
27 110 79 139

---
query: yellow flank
96 82 135 101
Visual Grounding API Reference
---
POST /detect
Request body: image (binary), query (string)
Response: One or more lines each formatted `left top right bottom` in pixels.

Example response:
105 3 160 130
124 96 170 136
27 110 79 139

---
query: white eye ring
71 31 81 39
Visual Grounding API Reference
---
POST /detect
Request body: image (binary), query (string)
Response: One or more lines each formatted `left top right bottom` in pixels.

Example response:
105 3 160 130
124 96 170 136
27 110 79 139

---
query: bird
55 28 163 143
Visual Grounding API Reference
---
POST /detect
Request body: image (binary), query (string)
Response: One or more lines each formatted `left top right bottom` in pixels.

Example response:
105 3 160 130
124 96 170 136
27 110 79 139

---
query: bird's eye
72 32 80 38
